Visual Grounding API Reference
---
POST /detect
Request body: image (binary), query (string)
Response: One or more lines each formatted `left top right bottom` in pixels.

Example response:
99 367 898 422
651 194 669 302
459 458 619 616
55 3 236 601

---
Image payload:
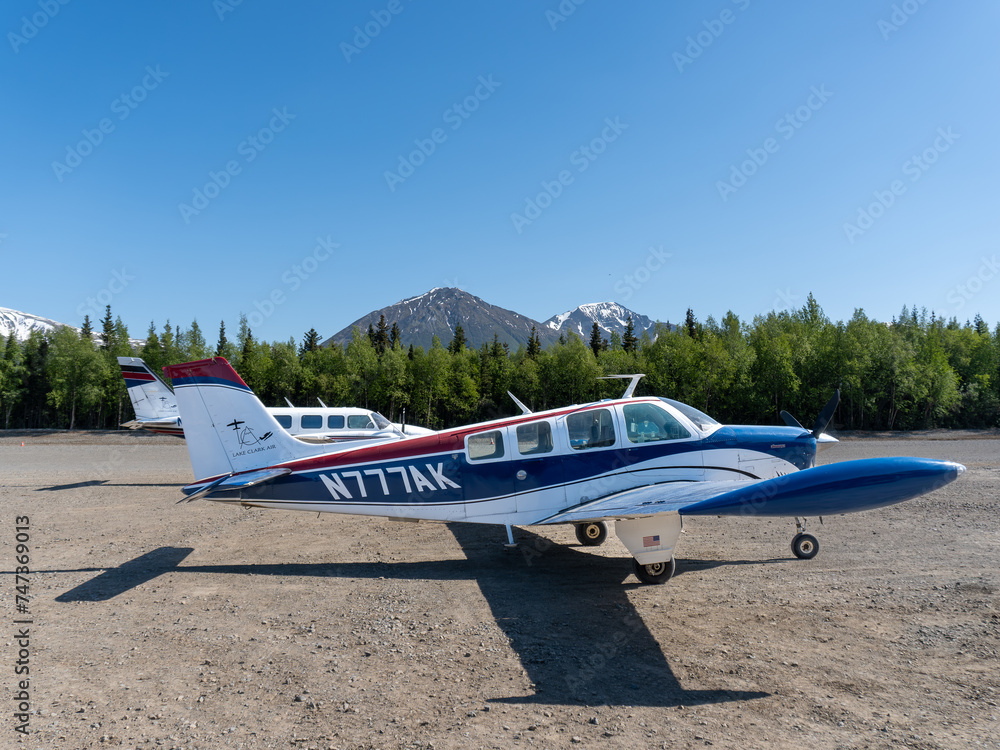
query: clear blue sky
2 1 998 343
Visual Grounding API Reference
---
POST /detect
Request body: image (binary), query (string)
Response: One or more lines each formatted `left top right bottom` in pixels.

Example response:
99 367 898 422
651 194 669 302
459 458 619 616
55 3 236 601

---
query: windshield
658 398 721 430
372 412 392 430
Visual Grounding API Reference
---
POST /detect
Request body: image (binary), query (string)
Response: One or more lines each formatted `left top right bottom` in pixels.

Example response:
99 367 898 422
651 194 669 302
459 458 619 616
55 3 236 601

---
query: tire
575 521 609 546
631 556 676 584
792 533 819 559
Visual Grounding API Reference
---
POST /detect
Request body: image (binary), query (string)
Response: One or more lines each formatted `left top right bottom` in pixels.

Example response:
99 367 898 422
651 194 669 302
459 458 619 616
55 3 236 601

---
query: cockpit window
566 408 616 450
372 412 391 430
348 415 375 429
623 403 691 442
658 398 720 430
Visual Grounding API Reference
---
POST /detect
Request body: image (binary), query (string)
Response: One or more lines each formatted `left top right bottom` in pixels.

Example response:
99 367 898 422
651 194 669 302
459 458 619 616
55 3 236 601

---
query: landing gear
575 521 609 546
791 517 819 559
792 533 819 559
631 556 676 585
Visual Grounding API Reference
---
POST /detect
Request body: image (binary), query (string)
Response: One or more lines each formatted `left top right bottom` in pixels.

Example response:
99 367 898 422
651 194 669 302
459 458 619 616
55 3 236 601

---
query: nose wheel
631 556 676 584
791 517 819 559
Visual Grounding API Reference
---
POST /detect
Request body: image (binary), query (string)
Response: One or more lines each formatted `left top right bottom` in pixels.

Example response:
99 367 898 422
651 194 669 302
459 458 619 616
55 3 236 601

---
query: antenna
597 374 645 398
284 397 295 407
317 397 328 408
508 391 532 414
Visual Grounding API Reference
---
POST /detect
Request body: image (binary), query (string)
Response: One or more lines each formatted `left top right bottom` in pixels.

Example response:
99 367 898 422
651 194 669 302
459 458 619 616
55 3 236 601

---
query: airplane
163 357 966 584
118 356 432 442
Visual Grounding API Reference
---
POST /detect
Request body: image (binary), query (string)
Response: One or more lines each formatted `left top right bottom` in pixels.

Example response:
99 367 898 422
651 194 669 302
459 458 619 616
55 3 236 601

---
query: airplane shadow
55 546 196 602
447 524 769 707
36 480 181 491
51 531 772 707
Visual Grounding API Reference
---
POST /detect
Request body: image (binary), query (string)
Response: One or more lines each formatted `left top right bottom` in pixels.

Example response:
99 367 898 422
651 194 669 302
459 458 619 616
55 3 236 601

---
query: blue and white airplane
164 358 965 584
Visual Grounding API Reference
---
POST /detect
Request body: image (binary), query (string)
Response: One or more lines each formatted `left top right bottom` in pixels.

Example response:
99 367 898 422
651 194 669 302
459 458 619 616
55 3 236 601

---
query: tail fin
163 358 328 481
118 356 178 420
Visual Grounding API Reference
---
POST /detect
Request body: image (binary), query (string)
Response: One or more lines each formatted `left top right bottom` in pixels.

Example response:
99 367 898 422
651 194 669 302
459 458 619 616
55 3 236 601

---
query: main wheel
575 521 609 546
631 557 676 584
791 533 819 559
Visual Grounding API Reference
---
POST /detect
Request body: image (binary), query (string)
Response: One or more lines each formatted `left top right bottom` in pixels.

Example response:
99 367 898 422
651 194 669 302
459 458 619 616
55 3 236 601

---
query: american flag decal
642 534 660 547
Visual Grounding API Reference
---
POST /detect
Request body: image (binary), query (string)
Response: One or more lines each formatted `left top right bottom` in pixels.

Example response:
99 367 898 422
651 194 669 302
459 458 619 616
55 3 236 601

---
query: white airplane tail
163 358 328 481
118 356 178 420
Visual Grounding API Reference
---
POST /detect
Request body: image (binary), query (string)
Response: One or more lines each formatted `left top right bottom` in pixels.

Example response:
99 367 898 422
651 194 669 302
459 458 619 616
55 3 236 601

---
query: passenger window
516 421 553 455
348 415 375 429
327 415 345 429
566 409 616 450
468 430 505 461
275 415 292 429
623 403 691 443
301 414 322 430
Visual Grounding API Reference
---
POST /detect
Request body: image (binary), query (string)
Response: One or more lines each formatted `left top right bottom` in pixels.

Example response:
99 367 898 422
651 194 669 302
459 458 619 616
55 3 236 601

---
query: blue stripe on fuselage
233 428 815 508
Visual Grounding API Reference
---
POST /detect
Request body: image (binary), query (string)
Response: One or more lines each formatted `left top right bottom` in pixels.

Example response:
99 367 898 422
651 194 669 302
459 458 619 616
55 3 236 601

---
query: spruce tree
622 316 638 353
216 321 228 356
589 322 603 357
300 327 321 356
685 308 697 338
390 321 401 349
374 314 390 355
526 326 541 358
101 305 115 350
448 324 467 354
80 315 93 340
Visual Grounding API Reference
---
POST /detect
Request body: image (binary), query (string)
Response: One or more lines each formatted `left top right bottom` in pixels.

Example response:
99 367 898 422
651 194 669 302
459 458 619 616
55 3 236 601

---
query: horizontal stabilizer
182 468 293 502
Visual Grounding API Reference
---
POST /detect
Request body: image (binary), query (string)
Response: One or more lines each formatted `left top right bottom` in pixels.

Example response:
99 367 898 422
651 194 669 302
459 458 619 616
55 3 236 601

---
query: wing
537 457 964 524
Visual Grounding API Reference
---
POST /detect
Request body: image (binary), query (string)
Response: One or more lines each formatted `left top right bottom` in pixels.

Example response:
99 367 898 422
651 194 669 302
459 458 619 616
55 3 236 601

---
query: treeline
1 296 998 432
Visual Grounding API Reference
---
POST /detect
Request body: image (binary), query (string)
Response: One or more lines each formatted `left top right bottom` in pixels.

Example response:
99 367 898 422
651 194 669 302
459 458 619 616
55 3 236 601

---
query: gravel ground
1 431 997 749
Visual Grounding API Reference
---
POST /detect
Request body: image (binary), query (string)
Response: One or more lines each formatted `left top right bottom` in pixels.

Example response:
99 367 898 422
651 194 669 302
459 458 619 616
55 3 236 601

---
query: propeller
780 389 840 438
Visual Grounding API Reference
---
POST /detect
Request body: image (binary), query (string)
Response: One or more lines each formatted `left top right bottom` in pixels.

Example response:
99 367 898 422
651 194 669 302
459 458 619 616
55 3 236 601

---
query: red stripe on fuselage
275 401 627 473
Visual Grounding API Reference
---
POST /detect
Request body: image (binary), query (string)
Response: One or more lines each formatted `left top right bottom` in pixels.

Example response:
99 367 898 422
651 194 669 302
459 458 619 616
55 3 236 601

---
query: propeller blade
780 410 805 430
811 389 840 438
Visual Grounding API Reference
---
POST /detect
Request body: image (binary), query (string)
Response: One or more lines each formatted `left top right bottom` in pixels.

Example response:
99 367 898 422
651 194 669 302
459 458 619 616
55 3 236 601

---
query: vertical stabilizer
118 356 178 419
164 358 329 481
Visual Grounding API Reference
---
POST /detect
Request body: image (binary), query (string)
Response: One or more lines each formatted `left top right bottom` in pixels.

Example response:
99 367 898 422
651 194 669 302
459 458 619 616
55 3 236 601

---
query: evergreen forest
2 295 998 433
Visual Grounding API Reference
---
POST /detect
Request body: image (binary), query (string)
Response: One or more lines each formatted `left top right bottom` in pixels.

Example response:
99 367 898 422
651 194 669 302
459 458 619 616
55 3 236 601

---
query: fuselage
202 397 820 526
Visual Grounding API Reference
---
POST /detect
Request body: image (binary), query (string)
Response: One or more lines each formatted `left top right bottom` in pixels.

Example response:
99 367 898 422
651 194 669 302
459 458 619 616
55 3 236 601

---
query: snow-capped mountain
324 290 665 350
544 302 659 341
0 307 68 341
323 287 551 350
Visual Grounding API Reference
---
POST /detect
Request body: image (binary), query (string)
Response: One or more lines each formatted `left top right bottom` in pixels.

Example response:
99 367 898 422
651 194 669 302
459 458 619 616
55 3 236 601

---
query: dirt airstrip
0 429 997 749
